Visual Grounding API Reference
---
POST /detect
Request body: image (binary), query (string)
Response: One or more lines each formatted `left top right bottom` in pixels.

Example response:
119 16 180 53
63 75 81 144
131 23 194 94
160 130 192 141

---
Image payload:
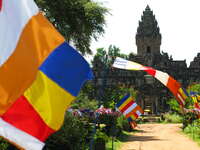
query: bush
0 137 18 150
163 113 183 123
167 98 181 113
44 112 93 150
94 130 108 150
0 138 9 150
183 119 200 142
117 115 131 132
182 112 198 129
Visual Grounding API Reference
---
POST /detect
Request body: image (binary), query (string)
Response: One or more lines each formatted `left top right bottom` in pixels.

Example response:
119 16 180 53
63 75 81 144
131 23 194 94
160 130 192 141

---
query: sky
90 0 200 66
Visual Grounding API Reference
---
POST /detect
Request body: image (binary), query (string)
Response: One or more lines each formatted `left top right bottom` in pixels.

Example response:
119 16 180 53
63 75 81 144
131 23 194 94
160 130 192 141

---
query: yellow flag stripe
178 88 187 99
24 71 75 130
119 97 133 110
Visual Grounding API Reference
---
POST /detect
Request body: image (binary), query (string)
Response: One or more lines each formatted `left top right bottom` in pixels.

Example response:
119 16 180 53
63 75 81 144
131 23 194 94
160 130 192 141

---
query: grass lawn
183 124 200 146
106 131 136 150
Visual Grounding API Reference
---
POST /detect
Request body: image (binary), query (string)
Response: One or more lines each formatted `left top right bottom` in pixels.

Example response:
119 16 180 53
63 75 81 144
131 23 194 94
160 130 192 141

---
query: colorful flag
190 92 200 109
116 93 143 121
0 0 93 150
113 57 188 106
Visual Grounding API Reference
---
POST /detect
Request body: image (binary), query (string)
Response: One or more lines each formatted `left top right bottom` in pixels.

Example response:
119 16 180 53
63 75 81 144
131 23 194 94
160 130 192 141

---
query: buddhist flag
113 57 188 106
190 92 200 109
0 0 93 150
116 94 143 121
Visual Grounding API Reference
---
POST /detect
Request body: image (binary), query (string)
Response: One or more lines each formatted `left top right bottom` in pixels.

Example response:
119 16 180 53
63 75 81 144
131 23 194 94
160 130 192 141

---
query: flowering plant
95 106 121 125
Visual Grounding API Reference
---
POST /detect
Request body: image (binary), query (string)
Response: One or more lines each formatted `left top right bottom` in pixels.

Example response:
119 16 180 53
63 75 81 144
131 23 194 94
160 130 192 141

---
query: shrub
183 119 200 142
117 115 131 132
44 112 93 150
0 137 18 150
163 113 183 123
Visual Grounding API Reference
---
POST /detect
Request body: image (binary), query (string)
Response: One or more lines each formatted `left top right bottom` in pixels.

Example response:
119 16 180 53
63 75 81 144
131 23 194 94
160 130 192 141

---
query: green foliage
116 115 131 132
44 112 93 150
182 112 199 129
92 45 137 109
73 92 98 110
188 83 200 93
96 112 122 137
35 0 109 55
94 129 109 143
163 113 183 123
92 45 128 67
0 137 18 150
181 83 200 129
106 131 130 150
94 129 107 150
72 82 98 110
0 138 9 150
167 98 181 112
183 119 200 144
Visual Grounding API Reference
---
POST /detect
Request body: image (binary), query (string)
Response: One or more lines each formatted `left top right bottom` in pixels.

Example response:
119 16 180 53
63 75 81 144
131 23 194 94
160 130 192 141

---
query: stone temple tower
136 5 161 56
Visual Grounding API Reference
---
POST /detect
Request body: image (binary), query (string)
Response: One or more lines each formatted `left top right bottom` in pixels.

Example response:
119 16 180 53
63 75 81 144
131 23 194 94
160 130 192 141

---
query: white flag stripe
177 93 185 105
123 102 137 115
112 57 128 69
113 57 147 70
136 110 142 117
0 118 44 150
155 70 169 86
0 0 39 65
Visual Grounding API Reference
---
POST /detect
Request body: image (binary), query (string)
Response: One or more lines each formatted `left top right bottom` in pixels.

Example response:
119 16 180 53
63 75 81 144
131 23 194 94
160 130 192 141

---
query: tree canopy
35 0 109 55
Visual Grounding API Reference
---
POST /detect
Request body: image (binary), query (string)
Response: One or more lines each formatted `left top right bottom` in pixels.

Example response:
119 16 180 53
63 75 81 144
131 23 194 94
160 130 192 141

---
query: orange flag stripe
0 13 64 114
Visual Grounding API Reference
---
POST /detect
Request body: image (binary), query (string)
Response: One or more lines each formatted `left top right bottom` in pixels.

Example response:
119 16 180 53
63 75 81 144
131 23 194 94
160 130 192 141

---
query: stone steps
141 115 161 123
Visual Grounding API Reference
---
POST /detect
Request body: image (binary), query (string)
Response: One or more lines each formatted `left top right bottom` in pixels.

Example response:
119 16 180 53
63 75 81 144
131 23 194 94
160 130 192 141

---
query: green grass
106 131 131 150
183 124 200 146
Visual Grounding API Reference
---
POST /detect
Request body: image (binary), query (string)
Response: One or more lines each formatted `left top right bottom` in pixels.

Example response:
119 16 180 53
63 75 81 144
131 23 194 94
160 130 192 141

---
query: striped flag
116 94 143 122
0 0 93 150
190 92 200 109
113 57 188 106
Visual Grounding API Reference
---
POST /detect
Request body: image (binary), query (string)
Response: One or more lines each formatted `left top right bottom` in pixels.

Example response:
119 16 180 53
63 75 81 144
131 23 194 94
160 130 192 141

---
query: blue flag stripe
40 42 93 96
116 93 131 108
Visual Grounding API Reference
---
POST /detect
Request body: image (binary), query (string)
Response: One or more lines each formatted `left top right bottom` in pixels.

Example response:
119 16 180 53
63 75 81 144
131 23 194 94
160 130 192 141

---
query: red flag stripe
1 95 55 141
144 67 156 76
121 100 135 113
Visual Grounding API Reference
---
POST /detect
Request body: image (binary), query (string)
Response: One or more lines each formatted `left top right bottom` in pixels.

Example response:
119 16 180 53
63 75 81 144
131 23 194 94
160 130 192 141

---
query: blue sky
90 0 200 66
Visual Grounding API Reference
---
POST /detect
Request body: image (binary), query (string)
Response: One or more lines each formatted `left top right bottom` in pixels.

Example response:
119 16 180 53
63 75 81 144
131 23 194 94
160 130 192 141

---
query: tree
92 45 136 108
35 0 109 55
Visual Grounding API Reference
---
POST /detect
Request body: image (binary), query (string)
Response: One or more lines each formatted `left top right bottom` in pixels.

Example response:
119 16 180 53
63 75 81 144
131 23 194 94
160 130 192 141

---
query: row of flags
113 57 189 106
116 93 143 128
113 57 200 116
0 0 92 150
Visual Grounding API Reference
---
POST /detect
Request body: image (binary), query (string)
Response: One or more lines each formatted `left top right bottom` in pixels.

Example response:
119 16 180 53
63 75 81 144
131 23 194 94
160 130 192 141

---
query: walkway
120 124 200 150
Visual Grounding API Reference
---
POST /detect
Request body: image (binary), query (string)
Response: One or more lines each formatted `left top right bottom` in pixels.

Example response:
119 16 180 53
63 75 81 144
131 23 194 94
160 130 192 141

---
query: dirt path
119 124 200 150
